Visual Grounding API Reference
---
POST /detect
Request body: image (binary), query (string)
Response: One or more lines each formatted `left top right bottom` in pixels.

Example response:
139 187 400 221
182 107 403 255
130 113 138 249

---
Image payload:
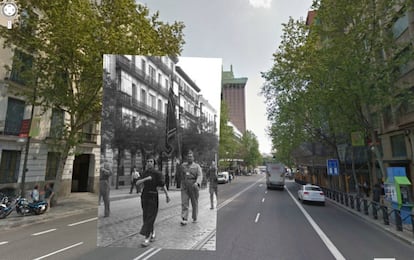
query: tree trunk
50 144 71 206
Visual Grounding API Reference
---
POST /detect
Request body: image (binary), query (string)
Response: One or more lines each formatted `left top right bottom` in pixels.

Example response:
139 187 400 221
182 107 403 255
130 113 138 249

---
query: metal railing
320 186 414 237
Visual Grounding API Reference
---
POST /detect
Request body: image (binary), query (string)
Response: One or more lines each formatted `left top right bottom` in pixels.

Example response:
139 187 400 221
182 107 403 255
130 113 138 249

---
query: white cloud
248 0 272 8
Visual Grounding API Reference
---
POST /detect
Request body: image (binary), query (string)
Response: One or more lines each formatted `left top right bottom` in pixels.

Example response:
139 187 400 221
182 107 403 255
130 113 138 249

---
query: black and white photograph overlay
99 55 221 250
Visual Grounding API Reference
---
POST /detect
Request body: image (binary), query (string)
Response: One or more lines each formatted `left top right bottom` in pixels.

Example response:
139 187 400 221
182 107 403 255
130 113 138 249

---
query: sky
141 0 313 154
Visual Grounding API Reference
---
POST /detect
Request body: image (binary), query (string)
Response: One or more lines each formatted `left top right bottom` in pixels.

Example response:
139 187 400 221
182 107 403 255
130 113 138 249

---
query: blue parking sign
327 159 339 175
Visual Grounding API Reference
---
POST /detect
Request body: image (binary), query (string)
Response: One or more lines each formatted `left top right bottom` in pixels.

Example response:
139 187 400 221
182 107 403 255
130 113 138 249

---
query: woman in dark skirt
136 155 170 247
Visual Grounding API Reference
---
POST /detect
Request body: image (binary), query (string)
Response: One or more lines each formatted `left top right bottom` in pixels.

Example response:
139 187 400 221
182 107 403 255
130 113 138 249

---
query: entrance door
72 154 90 192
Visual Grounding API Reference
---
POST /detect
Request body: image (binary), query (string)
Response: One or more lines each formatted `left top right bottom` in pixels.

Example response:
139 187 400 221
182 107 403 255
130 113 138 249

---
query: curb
328 197 414 246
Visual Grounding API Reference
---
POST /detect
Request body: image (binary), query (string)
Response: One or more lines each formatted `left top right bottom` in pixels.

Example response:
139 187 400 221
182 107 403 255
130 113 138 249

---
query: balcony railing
147 56 173 76
116 56 169 98
117 92 166 120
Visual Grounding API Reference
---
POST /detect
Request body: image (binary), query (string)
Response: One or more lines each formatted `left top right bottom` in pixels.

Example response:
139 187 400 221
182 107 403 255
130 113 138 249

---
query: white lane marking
265 190 268 194
374 258 396 260
255 213 261 223
142 248 162 260
286 188 345 260
217 176 265 210
31 229 57 236
68 217 97 226
133 248 158 260
0 241 9 245
32 242 83 260
259 184 263 187
262 198 265 203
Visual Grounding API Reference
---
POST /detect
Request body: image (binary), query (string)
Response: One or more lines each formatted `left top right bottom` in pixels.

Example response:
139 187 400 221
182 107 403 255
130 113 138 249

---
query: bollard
382 206 389 225
356 197 361 212
363 199 368 215
345 194 349 207
395 210 403 231
372 203 378 219
340 193 344 204
350 195 354 209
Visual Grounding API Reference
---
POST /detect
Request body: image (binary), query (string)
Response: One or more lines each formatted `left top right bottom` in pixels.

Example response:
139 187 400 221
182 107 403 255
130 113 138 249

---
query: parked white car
217 172 229 184
298 184 325 205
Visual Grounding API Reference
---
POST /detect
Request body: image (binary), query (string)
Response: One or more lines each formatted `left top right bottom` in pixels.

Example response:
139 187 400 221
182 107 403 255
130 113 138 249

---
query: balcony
116 56 169 98
147 56 173 76
80 132 98 143
116 92 166 120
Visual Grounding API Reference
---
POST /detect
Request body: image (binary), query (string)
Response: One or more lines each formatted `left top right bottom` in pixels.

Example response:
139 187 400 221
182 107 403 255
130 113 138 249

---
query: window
0 150 21 184
392 13 408 39
4 98 25 136
158 99 163 113
150 94 156 109
141 59 146 73
141 89 146 104
391 134 407 157
158 73 162 84
132 83 137 100
9 49 33 85
165 78 169 89
45 152 60 181
50 108 65 138
120 71 132 95
149 66 156 83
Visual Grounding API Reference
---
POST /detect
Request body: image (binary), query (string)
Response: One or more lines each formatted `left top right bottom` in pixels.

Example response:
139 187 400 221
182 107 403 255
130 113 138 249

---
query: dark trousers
99 180 110 217
139 192 159 238
130 178 139 193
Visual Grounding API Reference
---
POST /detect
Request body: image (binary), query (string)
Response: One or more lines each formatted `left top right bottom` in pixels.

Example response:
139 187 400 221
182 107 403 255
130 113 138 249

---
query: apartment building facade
0 40 101 197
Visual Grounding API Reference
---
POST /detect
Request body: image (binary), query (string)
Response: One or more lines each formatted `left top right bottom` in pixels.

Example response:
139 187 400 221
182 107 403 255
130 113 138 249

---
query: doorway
72 154 90 192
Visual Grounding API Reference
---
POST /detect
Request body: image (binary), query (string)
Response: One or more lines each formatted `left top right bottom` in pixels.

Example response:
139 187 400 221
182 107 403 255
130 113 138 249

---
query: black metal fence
321 187 414 237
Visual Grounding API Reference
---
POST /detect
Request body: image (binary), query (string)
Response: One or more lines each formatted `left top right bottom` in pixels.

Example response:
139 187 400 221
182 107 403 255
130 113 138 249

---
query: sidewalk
1 184 181 231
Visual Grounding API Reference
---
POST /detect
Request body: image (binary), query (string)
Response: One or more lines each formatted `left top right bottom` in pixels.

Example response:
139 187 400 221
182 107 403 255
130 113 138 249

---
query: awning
394 176 411 185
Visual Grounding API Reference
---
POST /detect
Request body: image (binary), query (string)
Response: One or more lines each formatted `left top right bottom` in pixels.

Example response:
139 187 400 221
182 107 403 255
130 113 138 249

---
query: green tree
1 0 184 202
240 130 262 169
218 100 240 169
261 0 414 181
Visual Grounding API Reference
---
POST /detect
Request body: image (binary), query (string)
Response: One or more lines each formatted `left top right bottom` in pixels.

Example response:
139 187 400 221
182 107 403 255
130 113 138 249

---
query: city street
97 187 217 250
1 174 414 259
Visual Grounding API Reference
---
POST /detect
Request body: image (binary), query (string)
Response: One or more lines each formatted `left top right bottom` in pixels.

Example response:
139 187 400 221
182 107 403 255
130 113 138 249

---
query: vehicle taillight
320 192 324 195
304 192 309 195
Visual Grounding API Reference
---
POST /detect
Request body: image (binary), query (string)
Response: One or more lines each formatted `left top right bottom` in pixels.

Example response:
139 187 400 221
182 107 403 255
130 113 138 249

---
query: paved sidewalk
97 186 217 250
0 185 179 231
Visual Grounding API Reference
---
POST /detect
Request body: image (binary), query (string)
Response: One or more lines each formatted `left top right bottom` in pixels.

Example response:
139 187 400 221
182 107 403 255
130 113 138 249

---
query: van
266 163 286 190
217 171 229 184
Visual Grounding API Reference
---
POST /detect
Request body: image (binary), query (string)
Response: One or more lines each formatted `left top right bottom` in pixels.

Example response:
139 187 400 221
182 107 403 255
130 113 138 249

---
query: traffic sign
327 159 339 175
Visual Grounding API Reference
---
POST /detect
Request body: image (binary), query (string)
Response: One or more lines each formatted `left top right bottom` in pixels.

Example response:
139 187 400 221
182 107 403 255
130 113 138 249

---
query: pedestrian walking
99 161 112 218
130 166 140 194
136 155 170 247
206 161 218 209
179 150 202 225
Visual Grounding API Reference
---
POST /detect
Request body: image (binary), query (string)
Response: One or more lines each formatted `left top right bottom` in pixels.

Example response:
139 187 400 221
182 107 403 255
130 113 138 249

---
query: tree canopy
0 0 185 200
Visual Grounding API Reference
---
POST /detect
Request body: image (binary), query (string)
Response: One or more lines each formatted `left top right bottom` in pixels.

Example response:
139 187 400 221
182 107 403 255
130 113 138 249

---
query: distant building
222 65 248 134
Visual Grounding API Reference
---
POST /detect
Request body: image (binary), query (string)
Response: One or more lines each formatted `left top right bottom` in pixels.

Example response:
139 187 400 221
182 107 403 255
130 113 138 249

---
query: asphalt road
1 174 414 259
0 211 98 260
